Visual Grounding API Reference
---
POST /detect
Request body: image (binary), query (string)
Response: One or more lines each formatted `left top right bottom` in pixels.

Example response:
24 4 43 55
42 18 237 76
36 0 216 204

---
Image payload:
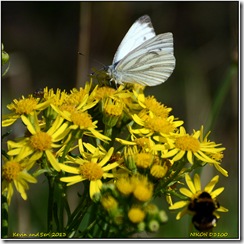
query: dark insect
33 88 44 98
188 191 220 231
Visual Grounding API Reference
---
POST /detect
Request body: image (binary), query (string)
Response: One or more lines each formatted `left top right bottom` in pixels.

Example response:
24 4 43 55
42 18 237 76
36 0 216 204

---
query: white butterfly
106 15 175 86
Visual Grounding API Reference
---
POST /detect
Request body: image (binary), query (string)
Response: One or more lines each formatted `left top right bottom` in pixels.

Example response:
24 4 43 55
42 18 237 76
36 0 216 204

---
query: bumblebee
188 191 220 231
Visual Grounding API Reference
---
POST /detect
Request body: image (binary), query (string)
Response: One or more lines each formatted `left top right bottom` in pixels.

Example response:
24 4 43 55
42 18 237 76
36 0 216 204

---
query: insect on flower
188 191 220 231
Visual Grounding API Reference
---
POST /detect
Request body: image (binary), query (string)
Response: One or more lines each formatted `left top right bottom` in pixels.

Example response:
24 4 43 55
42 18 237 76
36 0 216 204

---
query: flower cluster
2 79 228 238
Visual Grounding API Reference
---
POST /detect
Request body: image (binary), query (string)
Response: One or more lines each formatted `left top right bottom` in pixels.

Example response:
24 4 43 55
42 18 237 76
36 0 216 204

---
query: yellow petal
173 150 185 162
45 150 60 172
179 188 193 198
210 187 224 198
60 175 83 185
21 115 36 135
214 164 228 177
187 151 193 164
185 174 196 194
90 180 102 198
59 163 80 174
169 200 188 210
115 138 136 146
2 117 18 127
204 175 219 193
193 174 201 192
99 147 114 167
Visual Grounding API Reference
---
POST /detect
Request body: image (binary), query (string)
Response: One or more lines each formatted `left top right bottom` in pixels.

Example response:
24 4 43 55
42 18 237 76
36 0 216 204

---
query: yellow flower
7 113 70 171
116 135 164 153
2 95 50 127
59 147 119 199
135 152 153 169
130 113 183 137
128 207 145 223
116 174 153 202
150 162 168 178
134 91 172 118
101 195 118 212
102 97 124 127
2 151 37 205
50 106 110 143
169 173 228 220
162 126 226 167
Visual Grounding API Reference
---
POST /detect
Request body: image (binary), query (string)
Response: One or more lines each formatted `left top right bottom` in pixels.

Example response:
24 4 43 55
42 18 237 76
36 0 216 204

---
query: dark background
1 1 239 238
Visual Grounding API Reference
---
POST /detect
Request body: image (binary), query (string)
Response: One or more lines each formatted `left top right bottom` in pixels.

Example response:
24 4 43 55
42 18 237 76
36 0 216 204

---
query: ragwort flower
2 150 37 205
59 147 119 199
162 126 226 168
2 95 50 127
7 113 70 171
169 173 228 230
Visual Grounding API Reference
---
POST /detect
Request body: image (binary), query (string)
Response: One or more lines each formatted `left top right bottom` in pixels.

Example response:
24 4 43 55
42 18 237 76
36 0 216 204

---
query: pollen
30 131 52 151
128 207 145 223
135 153 153 168
80 162 103 181
95 87 116 100
175 135 200 152
2 161 23 182
145 117 175 134
9 97 38 115
70 111 93 128
144 96 171 118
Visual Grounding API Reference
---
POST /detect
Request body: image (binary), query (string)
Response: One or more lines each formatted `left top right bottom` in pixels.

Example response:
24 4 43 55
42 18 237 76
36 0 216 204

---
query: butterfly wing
113 32 175 86
112 15 156 64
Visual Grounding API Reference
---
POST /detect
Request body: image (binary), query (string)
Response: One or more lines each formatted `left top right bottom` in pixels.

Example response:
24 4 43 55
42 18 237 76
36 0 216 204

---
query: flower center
80 162 103 181
30 131 52 151
150 164 168 178
145 117 175 134
13 97 38 114
59 104 76 113
44 87 68 106
136 153 153 168
134 137 150 149
70 111 93 128
116 177 134 195
144 96 171 118
133 184 153 202
2 161 23 182
128 207 145 223
209 152 224 162
104 103 123 117
101 195 118 211
175 135 200 152
65 88 87 105
96 87 116 100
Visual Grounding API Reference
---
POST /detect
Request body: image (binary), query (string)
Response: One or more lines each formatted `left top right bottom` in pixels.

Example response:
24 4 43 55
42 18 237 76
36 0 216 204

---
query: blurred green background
1 2 239 239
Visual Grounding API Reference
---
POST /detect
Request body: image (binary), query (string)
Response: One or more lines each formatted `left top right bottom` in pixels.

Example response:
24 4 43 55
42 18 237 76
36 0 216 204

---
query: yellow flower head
169 173 228 224
7 113 70 172
2 152 37 205
128 207 145 223
59 147 118 199
2 95 50 127
162 126 228 176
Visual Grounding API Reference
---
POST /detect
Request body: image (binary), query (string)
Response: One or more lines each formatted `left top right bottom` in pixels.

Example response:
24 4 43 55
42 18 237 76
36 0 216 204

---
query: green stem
47 175 55 231
205 64 237 133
